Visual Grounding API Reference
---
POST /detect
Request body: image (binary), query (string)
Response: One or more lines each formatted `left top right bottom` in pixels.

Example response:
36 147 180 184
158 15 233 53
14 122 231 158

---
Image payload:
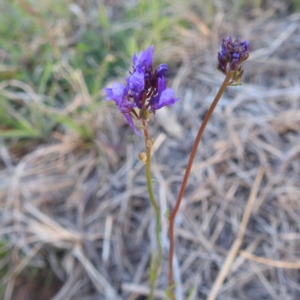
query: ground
1 1 300 300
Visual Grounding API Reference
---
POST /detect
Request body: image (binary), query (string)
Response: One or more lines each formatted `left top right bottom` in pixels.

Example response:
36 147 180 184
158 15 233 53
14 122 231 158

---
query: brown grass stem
240 250 300 269
168 72 232 298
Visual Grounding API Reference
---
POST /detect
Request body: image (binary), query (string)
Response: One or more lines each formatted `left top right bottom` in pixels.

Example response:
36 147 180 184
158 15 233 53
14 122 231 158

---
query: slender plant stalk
143 121 163 300
168 72 232 299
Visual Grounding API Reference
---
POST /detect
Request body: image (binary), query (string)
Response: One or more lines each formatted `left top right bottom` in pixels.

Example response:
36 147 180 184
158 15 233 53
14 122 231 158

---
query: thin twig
122 283 165 299
240 251 300 269
73 245 121 300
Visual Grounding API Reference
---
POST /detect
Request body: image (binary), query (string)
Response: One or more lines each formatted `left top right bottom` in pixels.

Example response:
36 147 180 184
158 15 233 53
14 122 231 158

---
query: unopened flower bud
217 37 250 75
156 64 168 78
138 152 147 164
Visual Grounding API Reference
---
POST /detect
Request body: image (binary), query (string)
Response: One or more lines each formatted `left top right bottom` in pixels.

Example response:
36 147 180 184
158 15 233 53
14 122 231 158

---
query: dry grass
1 3 300 300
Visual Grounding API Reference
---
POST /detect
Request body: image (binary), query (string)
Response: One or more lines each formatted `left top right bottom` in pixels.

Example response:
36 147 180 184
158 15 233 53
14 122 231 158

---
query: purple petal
128 71 144 93
241 40 250 51
106 82 134 113
133 45 154 70
149 78 180 111
132 92 143 109
105 83 125 106
155 88 180 110
123 113 143 136
149 78 166 110
132 52 138 67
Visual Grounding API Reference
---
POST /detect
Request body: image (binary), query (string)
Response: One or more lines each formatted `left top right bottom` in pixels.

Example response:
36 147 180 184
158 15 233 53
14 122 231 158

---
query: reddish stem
168 72 232 299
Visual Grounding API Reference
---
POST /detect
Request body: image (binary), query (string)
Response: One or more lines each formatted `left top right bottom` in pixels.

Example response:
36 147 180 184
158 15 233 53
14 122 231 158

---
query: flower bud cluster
105 46 179 136
217 37 250 83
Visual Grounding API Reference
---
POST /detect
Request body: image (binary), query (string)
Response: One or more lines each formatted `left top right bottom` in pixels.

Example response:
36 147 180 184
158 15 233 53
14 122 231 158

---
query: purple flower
105 83 142 136
105 45 179 136
149 78 180 112
217 37 250 74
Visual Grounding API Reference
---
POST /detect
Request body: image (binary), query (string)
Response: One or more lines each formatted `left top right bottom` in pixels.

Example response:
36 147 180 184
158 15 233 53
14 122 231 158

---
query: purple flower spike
217 37 250 75
132 45 154 71
105 45 179 136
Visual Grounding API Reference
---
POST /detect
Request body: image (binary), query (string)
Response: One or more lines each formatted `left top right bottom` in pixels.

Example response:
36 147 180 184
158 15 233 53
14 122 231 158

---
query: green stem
143 121 163 300
168 71 232 300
